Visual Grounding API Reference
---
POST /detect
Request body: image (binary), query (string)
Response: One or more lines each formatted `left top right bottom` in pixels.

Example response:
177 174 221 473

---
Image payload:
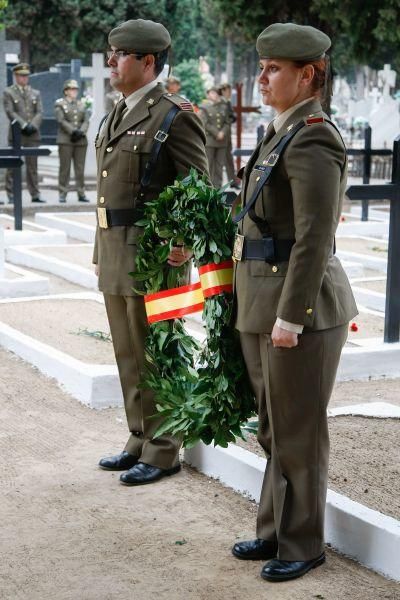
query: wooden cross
0 121 51 230
347 135 400 342
234 83 261 171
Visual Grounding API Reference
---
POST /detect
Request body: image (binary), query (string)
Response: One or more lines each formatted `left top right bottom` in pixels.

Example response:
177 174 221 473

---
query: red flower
350 322 358 332
340 215 346 222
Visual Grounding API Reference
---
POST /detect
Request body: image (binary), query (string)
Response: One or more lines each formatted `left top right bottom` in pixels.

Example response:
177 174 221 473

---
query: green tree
173 59 206 105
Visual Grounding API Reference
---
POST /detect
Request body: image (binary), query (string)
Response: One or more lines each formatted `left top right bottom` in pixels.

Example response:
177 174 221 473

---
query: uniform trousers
6 140 40 199
103 293 181 470
239 324 348 560
225 131 236 182
58 143 87 196
206 146 228 188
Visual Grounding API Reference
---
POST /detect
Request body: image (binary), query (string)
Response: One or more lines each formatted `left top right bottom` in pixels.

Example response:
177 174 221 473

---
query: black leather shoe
120 462 181 486
78 195 90 202
232 538 278 560
31 197 46 203
59 196 66 203
261 553 326 582
98 451 138 471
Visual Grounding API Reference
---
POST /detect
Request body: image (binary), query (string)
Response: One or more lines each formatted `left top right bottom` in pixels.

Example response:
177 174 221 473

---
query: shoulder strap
233 120 305 224
138 103 180 192
95 113 109 144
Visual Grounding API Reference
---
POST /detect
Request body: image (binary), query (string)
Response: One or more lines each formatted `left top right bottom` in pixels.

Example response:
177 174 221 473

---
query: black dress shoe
232 538 278 560
31 197 46 203
78 195 90 202
261 553 326 582
59 196 66 203
98 451 138 471
120 462 181 486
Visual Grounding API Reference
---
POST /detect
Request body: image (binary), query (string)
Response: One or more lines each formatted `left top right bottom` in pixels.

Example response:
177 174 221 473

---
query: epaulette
55 98 64 104
304 114 325 126
163 93 194 112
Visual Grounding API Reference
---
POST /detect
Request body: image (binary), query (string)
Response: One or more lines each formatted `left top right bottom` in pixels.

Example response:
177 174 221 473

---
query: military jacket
54 98 89 145
3 84 42 143
199 100 231 148
93 82 209 296
234 98 358 333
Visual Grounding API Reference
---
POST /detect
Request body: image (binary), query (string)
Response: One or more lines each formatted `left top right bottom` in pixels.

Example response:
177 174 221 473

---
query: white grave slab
35 212 96 243
0 214 67 247
0 292 122 408
328 402 400 419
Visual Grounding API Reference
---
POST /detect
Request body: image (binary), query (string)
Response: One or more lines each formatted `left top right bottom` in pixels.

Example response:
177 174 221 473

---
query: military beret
13 63 30 75
206 86 219 94
166 76 180 84
108 19 171 54
63 79 79 90
256 23 331 62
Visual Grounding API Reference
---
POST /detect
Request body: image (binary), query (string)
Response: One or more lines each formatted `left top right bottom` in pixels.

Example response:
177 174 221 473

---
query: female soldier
55 79 90 203
231 23 357 582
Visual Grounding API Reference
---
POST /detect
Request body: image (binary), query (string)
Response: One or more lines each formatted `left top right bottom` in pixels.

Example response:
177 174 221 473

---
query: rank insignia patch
179 102 193 111
305 117 325 126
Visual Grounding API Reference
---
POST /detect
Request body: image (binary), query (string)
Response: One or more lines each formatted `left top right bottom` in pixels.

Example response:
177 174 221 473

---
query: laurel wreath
132 169 255 448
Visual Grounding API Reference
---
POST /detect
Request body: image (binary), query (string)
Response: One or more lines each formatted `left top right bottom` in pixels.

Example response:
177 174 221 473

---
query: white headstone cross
378 64 396 98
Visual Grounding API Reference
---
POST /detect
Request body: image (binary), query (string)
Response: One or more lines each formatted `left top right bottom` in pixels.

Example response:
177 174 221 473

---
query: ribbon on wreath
144 259 233 324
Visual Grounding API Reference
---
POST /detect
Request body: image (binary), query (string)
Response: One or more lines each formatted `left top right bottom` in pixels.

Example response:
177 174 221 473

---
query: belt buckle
154 130 169 143
265 152 279 167
232 233 244 262
97 207 108 229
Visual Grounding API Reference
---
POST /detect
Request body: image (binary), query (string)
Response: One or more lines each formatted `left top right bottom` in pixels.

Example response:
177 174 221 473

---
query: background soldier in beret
199 86 231 187
218 82 241 189
54 79 90 203
165 75 181 95
95 19 209 486
3 63 46 203
231 23 357 582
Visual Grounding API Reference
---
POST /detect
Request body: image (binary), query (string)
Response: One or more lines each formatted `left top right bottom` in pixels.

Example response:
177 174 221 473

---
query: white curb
328 401 400 419
0 263 49 298
0 292 122 409
337 250 387 273
184 442 400 581
35 212 95 243
1 214 67 246
6 245 97 289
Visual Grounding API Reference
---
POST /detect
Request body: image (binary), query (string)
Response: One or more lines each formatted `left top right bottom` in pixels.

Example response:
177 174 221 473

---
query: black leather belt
97 207 143 229
243 237 295 262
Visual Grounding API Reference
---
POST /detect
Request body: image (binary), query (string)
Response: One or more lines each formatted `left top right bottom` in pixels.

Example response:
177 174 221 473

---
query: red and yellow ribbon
144 260 233 324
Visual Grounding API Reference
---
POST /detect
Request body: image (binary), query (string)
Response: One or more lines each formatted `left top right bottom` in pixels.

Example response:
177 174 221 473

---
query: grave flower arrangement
132 169 254 448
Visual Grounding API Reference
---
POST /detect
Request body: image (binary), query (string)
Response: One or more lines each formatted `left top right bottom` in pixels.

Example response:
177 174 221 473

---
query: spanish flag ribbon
144 260 233 324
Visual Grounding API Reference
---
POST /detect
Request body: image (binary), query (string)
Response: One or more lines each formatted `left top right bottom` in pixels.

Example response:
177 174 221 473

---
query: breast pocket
117 137 153 184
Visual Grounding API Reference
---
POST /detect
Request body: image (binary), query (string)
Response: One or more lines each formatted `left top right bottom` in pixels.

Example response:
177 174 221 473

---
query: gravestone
369 65 400 148
0 225 4 278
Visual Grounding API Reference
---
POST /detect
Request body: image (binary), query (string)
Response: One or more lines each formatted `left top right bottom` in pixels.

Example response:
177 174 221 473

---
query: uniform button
106 146 113 152
99 196 105 204
306 308 313 315
272 265 278 273
133 145 138 151
256 176 261 181
102 170 108 177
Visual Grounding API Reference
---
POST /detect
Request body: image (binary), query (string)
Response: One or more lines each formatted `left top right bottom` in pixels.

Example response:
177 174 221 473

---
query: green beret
108 19 171 54
257 23 331 62
63 79 79 91
13 63 30 75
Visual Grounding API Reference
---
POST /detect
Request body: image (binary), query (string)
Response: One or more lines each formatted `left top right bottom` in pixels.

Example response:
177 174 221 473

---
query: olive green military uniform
221 95 236 182
3 83 43 200
199 99 231 187
234 96 358 560
94 82 208 469
55 95 89 199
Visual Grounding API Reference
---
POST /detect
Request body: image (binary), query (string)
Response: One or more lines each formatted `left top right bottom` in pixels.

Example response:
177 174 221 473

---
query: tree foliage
173 59 206 105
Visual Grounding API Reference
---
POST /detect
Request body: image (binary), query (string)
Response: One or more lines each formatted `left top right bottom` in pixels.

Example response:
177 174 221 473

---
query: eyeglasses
106 49 145 61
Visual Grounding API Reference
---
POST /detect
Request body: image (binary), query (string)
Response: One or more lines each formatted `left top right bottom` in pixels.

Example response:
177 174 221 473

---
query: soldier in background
218 83 241 189
54 79 90 203
105 89 120 113
3 63 46 204
165 75 181 95
199 86 231 188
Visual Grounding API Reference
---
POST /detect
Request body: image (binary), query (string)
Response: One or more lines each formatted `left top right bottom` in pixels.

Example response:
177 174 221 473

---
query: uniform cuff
276 317 304 334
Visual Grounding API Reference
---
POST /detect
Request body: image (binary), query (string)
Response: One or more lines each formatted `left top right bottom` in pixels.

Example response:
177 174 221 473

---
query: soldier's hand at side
22 123 36 136
216 131 225 141
167 245 193 267
271 323 298 348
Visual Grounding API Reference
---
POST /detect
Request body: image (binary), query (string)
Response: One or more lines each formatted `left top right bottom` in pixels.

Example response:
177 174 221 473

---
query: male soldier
199 86 231 187
54 80 90 203
95 19 209 486
218 83 241 189
3 63 46 203
105 89 121 113
165 75 181 95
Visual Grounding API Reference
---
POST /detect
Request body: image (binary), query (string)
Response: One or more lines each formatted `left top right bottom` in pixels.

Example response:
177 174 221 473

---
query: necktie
263 120 276 144
111 100 127 134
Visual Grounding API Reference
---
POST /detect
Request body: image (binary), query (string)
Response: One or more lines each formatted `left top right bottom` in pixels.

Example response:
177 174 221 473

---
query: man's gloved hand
22 123 37 136
71 129 85 142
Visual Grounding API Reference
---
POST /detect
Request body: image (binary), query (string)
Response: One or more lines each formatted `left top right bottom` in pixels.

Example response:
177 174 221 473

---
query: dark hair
293 57 327 95
153 48 169 76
